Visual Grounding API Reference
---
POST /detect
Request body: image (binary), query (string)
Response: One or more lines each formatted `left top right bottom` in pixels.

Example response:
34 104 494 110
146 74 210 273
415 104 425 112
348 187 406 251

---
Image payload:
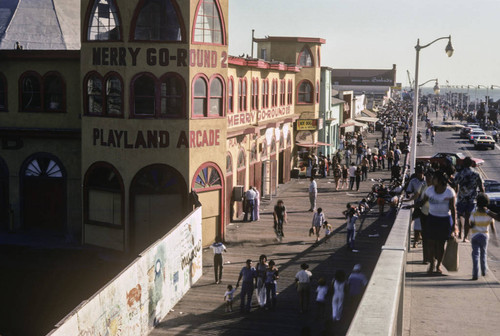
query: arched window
133 74 156 116
298 46 314 67
270 138 277 154
271 79 278 107
132 0 183 41
237 149 246 169
316 80 320 103
228 77 234 113
86 73 103 115
20 72 42 112
287 79 293 105
43 73 64 112
209 77 223 116
250 143 258 162
193 0 225 45
0 73 7 112
251 78 259 110
193 76 207 116
105 73 123 116
226 153 233 174
160 73 184 117
84 163 123 226
87 0 121 41
280 79 286 106
262 79 269 109
297 80 313 104
194 164 222 189
238 78 247 112
24 156 63 177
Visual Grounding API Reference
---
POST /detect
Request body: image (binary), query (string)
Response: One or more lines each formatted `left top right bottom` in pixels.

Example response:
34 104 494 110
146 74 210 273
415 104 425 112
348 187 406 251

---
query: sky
228 0 500 90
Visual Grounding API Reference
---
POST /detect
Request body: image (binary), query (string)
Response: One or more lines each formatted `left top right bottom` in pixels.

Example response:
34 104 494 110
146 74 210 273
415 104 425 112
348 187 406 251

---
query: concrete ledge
383 206 411 250
347 249 406 336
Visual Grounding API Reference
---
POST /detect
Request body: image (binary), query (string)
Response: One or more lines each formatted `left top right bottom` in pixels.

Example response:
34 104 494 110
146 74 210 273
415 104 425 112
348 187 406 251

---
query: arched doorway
225 153 233 225
20 153 66 231
192 162 224 245
130 164 187 252
279 131 292 183
236 147 246 218
248 142 261 195
0 157 9 229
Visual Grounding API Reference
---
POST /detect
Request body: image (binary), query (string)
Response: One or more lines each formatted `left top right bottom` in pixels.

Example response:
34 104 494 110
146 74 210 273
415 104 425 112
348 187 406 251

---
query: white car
474 135 496 149
469 130 486 143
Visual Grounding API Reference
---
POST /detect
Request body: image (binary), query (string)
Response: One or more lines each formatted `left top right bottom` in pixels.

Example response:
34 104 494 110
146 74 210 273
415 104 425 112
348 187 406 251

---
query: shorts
456 201 475 216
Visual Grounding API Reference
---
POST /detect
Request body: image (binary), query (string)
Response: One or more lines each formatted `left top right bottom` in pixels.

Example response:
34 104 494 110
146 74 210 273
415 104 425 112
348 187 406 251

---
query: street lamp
411 35 453 174
477 85 490 112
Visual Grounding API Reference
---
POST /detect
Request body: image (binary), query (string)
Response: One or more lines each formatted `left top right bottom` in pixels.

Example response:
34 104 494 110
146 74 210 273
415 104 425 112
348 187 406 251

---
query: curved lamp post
410 35 453 174
477 85 490 112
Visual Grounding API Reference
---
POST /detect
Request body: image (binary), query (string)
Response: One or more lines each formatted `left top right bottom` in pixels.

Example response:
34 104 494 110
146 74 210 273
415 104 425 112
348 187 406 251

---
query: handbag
308 227 314 236
442 236 459 272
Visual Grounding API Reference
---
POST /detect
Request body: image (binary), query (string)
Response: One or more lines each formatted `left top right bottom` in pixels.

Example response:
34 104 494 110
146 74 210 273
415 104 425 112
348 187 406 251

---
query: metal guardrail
347 136 413 336
346 206 411 336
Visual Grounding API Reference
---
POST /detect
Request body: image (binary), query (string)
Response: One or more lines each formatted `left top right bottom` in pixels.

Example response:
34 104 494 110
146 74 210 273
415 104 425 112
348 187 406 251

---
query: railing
347 136 413 336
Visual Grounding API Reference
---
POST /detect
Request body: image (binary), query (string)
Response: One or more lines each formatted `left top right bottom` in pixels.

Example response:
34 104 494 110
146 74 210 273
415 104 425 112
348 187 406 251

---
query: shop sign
297 119 322 131
227 106 292 128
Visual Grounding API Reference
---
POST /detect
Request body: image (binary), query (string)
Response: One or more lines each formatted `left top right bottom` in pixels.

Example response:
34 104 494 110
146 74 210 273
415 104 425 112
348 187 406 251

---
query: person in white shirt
243 187 256 221
295 263 312 313
348 164 357 190
308 177 317 212
210 239 227 284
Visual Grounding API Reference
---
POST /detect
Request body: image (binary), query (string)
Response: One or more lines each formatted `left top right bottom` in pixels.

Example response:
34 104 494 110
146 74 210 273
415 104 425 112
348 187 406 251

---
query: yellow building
0 0 325 253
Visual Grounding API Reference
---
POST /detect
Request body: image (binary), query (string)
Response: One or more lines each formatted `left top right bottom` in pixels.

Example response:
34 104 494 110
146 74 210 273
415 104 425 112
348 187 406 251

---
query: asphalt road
416 113 500 281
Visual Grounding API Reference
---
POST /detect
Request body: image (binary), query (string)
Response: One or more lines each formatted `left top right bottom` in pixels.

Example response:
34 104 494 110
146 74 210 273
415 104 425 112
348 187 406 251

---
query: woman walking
333 164 342 190
331 270 347 321
341 165 348 190
311 208 326 243
256 255 268 307
273 200 287 241
419 170 457 274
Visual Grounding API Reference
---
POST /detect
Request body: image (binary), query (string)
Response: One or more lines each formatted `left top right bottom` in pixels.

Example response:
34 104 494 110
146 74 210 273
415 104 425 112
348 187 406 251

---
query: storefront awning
296 142 332 147
355 116 379 123
340 118 368 128
361 109 377 118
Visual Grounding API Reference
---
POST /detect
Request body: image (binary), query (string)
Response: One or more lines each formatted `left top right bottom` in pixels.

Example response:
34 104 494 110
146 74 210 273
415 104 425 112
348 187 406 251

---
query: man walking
454 157 484 241
236 259 257 313
308 177 317 212
243 186 256 222
295 263 312 313
348 163 357 191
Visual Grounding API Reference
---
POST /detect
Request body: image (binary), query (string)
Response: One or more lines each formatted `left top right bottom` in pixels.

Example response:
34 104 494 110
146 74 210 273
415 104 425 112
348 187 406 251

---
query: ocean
418 86 500 103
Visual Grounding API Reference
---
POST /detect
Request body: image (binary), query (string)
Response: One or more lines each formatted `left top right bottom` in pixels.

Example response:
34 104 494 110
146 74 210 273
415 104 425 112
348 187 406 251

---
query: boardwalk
151 132 400 336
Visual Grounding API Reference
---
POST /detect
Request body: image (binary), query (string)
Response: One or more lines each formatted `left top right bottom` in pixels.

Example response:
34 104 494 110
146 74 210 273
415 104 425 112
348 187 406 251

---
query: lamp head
445 37 454 57
433 81 440 95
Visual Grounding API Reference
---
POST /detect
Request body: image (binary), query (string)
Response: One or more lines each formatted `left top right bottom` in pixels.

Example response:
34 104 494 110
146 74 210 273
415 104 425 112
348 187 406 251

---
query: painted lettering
114 130 124 147
221 51 228 68
128 47 140 66
102 47 109 65
211 51 217 68
177 48 188 66
110 48 118 66
107 130 116 147
146 48 156 66
135 131 147 148
189 49 196 67
159 131 169 147
124 131 133 148
147 130 158 148
204 50 210 67
92 48 101 66
118 47 126 66
197 50 204 67
93 128 99 145
159 48 169 66
177 130 189 148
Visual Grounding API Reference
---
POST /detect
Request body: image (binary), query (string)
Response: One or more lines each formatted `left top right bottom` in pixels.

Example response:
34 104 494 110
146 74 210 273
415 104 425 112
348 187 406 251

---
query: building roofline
253 36 326 44
0 49 80 60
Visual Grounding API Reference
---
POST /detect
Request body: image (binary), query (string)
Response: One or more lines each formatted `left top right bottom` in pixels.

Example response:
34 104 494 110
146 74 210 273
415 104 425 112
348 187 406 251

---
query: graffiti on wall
48 208 203 336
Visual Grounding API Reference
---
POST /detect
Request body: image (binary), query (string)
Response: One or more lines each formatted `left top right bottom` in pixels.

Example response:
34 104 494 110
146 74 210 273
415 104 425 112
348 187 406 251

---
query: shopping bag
442 236 459 272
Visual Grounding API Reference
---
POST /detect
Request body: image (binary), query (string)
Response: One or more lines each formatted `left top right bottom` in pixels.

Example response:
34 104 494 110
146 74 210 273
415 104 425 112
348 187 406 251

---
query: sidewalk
404 240 500 335
150 130 399 336
403 112 500 336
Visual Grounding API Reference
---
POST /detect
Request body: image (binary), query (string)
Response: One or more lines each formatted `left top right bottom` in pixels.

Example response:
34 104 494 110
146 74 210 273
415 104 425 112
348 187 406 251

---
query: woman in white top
420 170 457 274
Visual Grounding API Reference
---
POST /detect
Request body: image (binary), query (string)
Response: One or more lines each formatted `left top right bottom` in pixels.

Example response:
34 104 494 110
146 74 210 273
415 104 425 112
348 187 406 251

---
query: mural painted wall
47 207 203 336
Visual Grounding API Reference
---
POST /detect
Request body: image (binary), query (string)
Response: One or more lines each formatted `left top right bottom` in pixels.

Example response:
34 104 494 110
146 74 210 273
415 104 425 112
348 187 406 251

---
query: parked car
460 126 482 139
416 152 484 168
469 130 486 143
474 135 496 150
484 180 500 212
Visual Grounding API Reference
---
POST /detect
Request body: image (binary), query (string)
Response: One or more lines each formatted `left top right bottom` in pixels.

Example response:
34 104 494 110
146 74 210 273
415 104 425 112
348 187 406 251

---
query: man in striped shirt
469 194 497 280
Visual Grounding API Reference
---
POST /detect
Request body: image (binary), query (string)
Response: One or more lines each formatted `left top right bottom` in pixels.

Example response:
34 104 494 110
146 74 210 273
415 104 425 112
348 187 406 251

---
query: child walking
224 284 236 312
315 277 329 318
470 193 497 280
312 208 326 243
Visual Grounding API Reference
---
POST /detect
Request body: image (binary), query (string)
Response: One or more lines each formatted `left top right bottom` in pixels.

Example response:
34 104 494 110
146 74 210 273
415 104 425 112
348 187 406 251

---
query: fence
47 207 203 336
